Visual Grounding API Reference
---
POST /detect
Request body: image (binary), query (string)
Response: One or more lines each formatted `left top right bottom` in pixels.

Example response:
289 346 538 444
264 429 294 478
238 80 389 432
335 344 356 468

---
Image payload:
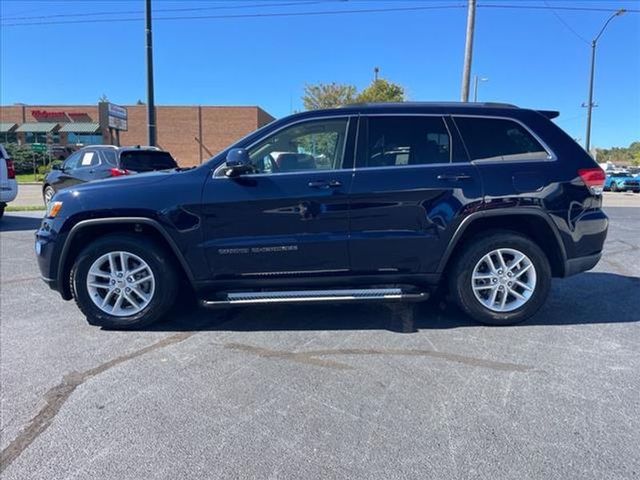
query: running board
201 288 429 307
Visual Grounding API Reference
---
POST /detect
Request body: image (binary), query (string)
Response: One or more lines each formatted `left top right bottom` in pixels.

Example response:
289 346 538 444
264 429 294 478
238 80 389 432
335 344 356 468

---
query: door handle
308 180 342 189
437 174 472 181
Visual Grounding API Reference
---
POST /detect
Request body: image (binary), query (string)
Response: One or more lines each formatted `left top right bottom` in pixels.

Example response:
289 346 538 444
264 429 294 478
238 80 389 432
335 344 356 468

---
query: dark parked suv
42 145 178 205
35 103 608 329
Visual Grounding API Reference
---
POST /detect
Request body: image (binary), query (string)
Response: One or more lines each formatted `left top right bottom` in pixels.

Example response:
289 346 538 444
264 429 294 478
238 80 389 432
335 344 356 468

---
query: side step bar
201 288 429 307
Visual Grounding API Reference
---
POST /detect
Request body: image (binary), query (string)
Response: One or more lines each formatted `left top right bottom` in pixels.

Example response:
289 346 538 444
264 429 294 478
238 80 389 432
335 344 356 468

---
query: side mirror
225 148 252 177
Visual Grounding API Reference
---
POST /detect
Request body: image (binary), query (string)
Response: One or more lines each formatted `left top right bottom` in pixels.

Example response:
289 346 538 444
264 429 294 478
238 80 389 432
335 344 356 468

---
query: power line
479 3 640 13
1 2 638 27
543 0 590 45
0 1 335 21
0 4 467 27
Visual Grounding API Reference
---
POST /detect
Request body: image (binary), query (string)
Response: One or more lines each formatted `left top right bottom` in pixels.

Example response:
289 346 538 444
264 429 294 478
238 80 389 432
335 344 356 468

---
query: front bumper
35 218 69 298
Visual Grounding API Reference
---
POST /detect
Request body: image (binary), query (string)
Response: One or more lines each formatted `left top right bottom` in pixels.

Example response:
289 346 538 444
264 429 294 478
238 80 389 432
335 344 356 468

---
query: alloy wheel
86 251 156 316
471 248 537 313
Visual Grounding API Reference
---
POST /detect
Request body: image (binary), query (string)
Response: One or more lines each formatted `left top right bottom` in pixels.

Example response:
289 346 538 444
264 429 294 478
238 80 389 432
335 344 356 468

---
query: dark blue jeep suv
35 102 608 329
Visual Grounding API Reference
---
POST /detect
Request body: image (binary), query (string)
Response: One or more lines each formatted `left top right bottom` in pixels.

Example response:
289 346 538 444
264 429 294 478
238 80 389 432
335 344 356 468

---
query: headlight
46 201 63 218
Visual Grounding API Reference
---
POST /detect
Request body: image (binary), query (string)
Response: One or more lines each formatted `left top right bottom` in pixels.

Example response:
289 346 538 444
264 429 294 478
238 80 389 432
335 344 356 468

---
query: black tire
448 231 551 326
0 204 4 219
610 182 618 192
70 233 178 329
43 185 55 207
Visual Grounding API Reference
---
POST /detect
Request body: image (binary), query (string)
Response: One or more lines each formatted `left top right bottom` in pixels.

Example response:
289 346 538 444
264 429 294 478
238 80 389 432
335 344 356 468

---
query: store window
2 132 17 143
24 132 59 144
67 133 103 146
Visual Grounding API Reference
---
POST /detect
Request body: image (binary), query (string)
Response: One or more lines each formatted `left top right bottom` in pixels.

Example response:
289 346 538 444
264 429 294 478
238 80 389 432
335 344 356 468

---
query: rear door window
360 116 451 168
79 151 100 168
119 151 178 172
454 117 549 162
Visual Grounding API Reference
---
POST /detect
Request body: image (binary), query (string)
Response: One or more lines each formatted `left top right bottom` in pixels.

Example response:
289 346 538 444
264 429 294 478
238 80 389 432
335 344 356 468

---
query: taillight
109 168 130 177
6 159 15 179
578 168 605 195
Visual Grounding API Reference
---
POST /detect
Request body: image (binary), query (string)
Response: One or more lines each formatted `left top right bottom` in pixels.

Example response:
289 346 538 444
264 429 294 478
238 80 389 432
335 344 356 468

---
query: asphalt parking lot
1 198 638 479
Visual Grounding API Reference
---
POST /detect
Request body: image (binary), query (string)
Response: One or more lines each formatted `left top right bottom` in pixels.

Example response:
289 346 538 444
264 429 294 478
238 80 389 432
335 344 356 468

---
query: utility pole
584 8 625 152
374 66 379 82
460 0 476 102
145 0 157 146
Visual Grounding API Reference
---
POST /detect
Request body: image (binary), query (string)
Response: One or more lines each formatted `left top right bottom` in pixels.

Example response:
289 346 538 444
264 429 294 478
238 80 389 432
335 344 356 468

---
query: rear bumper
563 252 602 277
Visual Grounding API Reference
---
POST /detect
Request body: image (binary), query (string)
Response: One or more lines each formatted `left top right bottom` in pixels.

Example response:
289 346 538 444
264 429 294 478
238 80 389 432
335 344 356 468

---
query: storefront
15 122 60 145
0 123 18 143
59 122 102 146
0 102 274 166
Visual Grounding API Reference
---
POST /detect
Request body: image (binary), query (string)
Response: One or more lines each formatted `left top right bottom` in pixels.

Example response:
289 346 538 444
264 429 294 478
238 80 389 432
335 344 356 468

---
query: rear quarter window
454 117 550 162
119 151 178 172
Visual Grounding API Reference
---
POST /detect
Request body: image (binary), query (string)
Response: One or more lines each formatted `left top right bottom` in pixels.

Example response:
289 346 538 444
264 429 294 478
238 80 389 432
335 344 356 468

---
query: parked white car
0 145 18 218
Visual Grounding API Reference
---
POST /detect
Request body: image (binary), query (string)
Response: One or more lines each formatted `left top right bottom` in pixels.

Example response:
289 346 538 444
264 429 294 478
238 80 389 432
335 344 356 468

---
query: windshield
119 151 178 172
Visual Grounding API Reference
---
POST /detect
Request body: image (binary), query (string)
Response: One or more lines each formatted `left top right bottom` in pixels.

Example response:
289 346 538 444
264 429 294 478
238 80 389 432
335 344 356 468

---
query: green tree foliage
302 83 357 110
596 141 640 166
4 144 50 175
355 79 405 103
302 77 406 111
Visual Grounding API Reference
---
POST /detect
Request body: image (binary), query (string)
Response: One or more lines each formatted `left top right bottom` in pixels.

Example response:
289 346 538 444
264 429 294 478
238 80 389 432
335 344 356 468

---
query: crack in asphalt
225 343 533 372
0 332 194 474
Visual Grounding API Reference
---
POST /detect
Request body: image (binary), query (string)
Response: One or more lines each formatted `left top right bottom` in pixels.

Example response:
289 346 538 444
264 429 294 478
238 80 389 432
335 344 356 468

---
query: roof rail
340 101 519 109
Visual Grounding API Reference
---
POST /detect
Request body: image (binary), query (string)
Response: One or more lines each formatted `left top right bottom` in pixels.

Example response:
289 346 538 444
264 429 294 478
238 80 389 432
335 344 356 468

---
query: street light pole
584 9 625 153
145 0 157 147
473 75 488 102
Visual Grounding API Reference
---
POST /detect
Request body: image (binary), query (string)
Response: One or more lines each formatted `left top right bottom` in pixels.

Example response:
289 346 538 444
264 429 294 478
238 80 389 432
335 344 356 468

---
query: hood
70 169 176 193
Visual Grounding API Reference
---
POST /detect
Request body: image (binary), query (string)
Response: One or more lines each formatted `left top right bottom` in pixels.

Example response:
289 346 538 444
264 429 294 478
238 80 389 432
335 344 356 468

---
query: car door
201 116 356 279
348 114 483 275
52 150 84 190
70 149 104 184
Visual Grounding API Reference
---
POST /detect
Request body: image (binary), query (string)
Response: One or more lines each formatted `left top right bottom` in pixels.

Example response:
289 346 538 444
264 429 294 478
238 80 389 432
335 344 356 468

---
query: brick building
0 103 274 166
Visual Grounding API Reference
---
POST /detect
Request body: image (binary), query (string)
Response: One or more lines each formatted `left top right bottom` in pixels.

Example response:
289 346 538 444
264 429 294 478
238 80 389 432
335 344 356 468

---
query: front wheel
610 182 618 192
70 234 178 329
43 185 55 206
448 232 551 326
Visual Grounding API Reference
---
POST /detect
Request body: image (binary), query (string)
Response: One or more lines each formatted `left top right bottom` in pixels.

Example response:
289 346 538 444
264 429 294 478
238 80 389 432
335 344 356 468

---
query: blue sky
1 0 639 148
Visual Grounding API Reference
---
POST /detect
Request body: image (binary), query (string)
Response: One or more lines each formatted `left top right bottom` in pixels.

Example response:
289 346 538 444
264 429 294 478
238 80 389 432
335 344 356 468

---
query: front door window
246 118 349 174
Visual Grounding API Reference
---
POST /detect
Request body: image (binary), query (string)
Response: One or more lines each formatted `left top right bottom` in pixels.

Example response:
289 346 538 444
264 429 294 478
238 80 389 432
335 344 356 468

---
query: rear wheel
449 232 551 325
70 234 178 329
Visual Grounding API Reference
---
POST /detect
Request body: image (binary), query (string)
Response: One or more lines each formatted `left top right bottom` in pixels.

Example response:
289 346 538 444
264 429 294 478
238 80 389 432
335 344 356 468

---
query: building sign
31 110 93 123
107 103 128 131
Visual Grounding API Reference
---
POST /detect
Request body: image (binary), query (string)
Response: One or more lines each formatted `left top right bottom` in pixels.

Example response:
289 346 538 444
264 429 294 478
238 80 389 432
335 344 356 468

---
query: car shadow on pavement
0 214 43 232
143 272 639 333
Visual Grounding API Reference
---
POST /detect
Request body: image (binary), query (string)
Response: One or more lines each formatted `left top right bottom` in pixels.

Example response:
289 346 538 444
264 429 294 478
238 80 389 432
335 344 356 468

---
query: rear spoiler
537 110 560 119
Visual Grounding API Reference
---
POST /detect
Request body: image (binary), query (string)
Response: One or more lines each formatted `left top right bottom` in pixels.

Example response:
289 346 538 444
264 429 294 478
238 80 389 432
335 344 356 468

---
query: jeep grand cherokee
35 102 608 329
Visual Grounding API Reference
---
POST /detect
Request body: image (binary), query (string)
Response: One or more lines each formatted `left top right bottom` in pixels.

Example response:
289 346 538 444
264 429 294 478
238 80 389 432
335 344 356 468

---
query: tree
356 79 405 103
302 83 357 110
595 141 640 166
